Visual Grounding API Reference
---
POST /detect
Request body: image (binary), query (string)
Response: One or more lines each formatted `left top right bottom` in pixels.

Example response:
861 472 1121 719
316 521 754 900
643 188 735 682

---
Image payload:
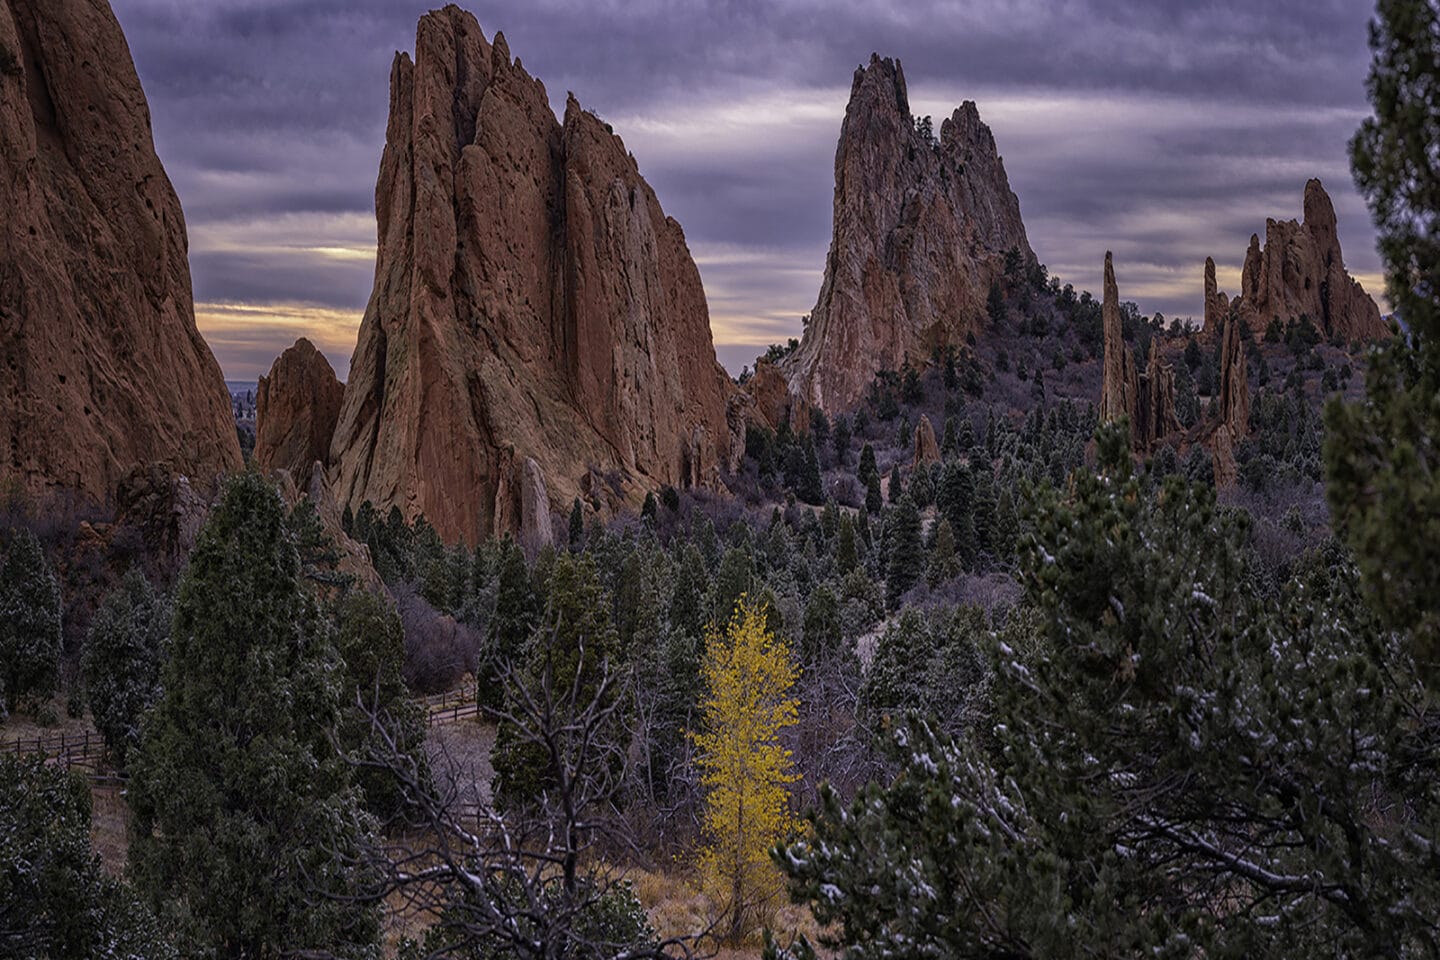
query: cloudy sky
110 0 1385 382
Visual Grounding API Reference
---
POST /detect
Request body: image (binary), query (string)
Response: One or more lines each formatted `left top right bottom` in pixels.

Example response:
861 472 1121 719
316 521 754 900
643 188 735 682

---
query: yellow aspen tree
692 595 800 945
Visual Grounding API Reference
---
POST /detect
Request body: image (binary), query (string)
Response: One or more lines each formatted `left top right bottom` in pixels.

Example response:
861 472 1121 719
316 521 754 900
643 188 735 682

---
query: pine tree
693 597 799 945
493 553 621 808
832 414 852 466
83 570 169 767
1327 0 1440 680
858 443 879 489
128 472 380 957
927 517 960 587
333 590 427 820
885 495 923 609
801 584 842 662
1 756 176 958
568 498 585 549
887 463 904 504
0 528 61 709
836 515 859 576
865 471 883 514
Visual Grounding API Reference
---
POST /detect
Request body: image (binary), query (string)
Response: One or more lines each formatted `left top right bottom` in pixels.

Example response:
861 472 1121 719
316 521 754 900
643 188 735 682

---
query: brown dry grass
630 864 831 960
0 695 97 747
89 783 131 877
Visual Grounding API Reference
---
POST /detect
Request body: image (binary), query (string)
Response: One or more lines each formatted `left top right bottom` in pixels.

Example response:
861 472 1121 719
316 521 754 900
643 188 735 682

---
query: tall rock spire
783 55 1032 411
328 6 735 545
0 0 241 503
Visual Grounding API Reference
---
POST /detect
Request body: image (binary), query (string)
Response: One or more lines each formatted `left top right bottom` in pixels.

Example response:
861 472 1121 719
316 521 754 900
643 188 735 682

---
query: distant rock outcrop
1210 312 1251 486
328 6 735 545
1099 253 1180 451
1213 179 1385 342
0 0 241 503
783 54 1032 411
912 415 940 467
1202 257 1230 339
255 339 344 481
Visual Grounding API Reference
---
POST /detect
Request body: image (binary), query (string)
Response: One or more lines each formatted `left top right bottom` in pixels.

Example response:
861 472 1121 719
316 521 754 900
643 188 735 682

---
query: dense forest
4 1 1440 957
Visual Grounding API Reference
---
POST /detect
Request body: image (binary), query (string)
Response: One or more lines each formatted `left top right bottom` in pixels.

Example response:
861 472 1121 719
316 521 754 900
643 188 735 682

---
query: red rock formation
1217 180 1385 342
913 415 940 467
0 0 241 503
1100 253 1180 451
255 339 344 481
1100 253 1137 425
328 7 735 545
784 55 1032 411
1202 257 1230 340
746 360 811 434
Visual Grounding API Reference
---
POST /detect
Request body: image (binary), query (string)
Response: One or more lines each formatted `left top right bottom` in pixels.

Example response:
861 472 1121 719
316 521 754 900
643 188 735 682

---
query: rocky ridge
0 0 241 504
1213 179 1386 342
783 54 1032 412
327 6 737 545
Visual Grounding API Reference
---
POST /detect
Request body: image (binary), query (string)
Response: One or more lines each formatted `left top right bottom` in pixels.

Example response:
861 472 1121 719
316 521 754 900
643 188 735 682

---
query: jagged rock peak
1099 253 1179 452
783 54 1032 412
1100 253 1134 424
0 0 241 504
255 339 344 482
328 6 735 546
1214 179 1385 343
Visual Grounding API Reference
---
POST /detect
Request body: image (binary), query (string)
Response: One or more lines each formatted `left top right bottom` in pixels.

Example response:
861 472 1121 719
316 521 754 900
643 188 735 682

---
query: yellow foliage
692 595 800 944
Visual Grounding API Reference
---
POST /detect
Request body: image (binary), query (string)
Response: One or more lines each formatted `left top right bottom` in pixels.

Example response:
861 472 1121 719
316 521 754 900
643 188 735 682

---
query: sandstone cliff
1214 179 1385 342
783 55 1032 411
256 339 344 481
1100 253 1180 451
329 6 735 545
0 0 241 503
912 415 940 467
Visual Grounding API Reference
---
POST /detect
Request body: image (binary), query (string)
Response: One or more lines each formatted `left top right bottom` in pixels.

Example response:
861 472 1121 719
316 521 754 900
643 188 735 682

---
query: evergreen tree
864 471 883 514
885 496 923 609
1 756 176 958
83 570 169 767
333 590 427 820
493 553 621 808
1327 0 1440 680
0 528 61 709
713 545 757 625
128 473 380 957
927 517 960 587
941 416 959 458
801 584 842 662
836 515 859 577
776 425 1440 957
858 443 879 489
568 498 585 549
887 463 904 505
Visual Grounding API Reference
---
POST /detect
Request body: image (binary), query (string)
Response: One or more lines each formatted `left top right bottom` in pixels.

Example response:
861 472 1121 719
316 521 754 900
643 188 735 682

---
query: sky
109 0 1386 383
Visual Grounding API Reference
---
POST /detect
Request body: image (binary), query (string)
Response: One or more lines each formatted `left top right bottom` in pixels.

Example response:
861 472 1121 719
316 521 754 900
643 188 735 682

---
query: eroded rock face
783 55 1032 411
1211 312 1251 486
913 415 940 467
1203 257 1230 339
0 0 241 503
1100 253 1180 452
255 339 344 481
1100 253 1136 425
1218 180 1385 342
328 6 734 545
746 360 811 434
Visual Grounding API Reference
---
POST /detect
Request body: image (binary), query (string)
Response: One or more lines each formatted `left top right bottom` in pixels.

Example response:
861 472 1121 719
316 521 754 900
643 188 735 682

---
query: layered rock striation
0 0 241 504
255 338 344 482
328 6 736 545
784 55 1032 411
1213 179 1385 342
